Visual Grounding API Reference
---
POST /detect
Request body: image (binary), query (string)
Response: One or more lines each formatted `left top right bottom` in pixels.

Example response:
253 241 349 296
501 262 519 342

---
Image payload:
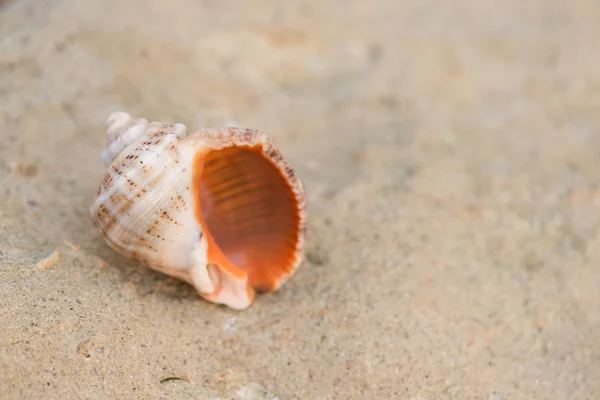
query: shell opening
193 145 301 293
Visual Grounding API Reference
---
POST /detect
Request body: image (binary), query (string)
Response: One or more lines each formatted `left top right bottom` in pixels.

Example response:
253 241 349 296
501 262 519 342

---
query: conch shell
90 112 306 310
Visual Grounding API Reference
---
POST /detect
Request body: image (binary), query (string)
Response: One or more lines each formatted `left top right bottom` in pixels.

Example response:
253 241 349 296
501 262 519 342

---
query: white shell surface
92 115 208 282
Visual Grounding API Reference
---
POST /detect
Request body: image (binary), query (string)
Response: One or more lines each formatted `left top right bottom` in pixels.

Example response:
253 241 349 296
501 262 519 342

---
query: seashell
90 112 307 310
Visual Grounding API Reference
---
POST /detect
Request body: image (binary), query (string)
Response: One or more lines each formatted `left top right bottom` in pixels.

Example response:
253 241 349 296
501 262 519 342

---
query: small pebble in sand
10 162 38 177
36 250 60 269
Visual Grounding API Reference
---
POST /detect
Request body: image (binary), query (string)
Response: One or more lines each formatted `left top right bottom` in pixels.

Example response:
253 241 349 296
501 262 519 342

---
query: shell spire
90 112 307 310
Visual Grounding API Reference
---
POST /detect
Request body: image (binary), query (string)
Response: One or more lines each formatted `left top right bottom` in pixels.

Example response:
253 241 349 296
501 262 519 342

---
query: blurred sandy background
1 0 599 399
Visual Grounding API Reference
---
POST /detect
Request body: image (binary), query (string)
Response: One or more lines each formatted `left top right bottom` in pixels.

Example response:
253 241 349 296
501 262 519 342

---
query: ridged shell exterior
90 112 307 309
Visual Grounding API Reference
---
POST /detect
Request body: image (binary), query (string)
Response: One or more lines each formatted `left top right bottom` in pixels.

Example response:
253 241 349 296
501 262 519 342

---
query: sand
1 0 600 399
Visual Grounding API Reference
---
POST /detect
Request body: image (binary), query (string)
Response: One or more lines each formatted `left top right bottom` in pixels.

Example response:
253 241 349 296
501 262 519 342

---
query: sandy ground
1 0 600 399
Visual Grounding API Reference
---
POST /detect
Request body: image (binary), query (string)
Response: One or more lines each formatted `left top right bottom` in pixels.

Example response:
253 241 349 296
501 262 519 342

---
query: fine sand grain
1 0 599 399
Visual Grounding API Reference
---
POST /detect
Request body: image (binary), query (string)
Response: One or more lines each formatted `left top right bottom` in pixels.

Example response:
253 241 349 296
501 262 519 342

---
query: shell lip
198 264 256 310
189 130 307 306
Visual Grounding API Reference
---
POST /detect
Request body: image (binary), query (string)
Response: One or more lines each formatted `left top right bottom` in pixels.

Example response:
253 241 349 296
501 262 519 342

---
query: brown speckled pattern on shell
90 116 200 284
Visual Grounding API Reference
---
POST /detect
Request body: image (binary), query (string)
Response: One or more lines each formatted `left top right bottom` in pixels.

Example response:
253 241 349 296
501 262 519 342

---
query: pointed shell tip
106 112 133 139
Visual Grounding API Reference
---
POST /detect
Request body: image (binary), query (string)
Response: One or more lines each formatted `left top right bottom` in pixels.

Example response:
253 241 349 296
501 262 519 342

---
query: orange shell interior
191 144 301 293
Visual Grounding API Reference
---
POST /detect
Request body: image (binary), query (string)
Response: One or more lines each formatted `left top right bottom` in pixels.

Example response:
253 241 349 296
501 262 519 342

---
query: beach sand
1 0 599 398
